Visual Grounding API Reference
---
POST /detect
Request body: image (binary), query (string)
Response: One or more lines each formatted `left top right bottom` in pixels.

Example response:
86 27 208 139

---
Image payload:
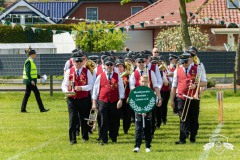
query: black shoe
40 109 50 112
96 137 101 141
82 138 88 142
190 137 196 143
70 140 77 145
100 142 108 146
21 110 27 113
175 141 186 145
124 131 128 134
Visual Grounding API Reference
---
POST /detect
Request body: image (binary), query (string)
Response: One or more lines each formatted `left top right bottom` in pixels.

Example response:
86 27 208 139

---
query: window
131 6 143 15
86 7 98 20
227 0 240 8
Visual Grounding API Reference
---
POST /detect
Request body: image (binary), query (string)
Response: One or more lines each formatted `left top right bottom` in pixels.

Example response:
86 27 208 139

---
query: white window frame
86 7 98 20
131 6 144 15
227 0 240 8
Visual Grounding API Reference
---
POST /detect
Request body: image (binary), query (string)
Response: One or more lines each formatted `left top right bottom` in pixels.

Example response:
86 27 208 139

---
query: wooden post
217 91 223 124
50 75 53 97
234 71 237 94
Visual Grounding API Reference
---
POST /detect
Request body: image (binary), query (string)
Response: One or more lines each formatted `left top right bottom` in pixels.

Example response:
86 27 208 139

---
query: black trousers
177 98 200 141
98 100 121 143
156 90 170 126
173 96 178 114
21 84 44 111
67 97 90 142
121 99 132 134
135 113 152 148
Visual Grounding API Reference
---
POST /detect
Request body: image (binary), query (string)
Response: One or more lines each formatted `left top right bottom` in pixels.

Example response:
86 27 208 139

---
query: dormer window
227 0 240 8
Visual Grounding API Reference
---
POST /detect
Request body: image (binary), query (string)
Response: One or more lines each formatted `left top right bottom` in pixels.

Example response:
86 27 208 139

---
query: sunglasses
75 58 85 63
106 63 113 66
138 61 145 64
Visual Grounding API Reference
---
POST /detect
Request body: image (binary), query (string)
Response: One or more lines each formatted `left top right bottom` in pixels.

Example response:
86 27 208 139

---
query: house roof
116 0 240 28
58 0 154 24
191 0 240 24
0 0 55 24
30 2 76 23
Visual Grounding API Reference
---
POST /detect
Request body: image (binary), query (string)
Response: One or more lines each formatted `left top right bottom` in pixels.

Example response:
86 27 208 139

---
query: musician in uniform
92 56 124 145
144 50 162 136
116 58 132 134
168 54 178 114
129 53 162 152
170 53 207 144
63 49 79 75
151 56 171 127
62 52 94 145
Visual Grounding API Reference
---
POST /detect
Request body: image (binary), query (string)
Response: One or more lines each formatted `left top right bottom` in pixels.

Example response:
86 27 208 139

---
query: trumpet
64 73 75 98
159 61 173 77
84 109 98 132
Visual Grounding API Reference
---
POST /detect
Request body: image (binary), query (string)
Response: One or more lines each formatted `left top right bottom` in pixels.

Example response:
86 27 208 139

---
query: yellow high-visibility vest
23 58 37 79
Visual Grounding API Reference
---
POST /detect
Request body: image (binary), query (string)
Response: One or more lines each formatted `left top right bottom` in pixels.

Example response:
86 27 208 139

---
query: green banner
129 86 156 114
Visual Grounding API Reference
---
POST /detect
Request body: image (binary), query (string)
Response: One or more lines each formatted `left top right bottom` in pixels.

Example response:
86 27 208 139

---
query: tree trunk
236 35 240 85
179 0 191 49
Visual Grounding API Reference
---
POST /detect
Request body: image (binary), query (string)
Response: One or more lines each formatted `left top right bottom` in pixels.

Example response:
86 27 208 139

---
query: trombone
181 66 203 122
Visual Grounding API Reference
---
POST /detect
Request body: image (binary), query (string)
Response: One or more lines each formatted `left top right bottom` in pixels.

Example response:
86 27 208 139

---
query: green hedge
0 24 74 43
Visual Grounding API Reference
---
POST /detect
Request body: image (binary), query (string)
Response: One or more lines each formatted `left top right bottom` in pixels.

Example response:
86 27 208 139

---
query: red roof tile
116 0 240 28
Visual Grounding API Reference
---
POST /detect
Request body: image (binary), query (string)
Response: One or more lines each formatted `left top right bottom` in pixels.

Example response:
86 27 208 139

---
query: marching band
61 47 207 151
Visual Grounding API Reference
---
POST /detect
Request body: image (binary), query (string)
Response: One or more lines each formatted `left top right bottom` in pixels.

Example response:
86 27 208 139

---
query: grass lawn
0 90 239 160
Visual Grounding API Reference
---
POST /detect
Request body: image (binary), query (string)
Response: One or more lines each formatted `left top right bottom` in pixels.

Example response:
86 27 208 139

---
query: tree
155 26 209 52
73 22 126 52
179 0 192 49
229 0 240 84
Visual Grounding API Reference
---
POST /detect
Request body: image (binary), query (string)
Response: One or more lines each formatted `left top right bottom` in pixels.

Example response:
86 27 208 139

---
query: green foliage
185 0 194 2
0 24 74 43
155 26 209 51
0 6 5 12
73 22 126 52
121 0 132 5
207 77 218 88
0 0 5 7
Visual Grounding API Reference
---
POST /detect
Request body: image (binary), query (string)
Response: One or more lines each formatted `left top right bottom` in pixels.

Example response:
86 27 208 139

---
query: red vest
96 65 104 77
168 65 176 72
99 72 119 103
122 75 130 99
177 66 197 100
150 64 156 73
134 70 153 90
161 70 170 92
68 67 89 99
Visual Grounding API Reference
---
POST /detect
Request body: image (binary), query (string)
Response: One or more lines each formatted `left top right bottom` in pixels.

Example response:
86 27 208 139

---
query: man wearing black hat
63 49 79 75
170 53 207 144
21 48 50 113
62 52 94 145
92 56 124 145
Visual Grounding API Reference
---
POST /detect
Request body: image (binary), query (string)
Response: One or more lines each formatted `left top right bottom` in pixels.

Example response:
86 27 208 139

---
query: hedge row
0 24 74 43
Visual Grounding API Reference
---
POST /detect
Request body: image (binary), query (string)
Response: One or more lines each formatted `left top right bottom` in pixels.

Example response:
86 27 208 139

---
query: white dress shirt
172 63 207 88
92 71 125 100
61 66 93 92
129 68 158 90
93 64 118 81
146 63 163 89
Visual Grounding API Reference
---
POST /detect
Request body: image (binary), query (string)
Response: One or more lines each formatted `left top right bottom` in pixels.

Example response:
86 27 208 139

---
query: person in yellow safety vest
21 48 50 113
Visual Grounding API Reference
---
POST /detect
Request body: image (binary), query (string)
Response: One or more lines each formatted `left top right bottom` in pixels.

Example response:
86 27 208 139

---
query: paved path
0 85 61 91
